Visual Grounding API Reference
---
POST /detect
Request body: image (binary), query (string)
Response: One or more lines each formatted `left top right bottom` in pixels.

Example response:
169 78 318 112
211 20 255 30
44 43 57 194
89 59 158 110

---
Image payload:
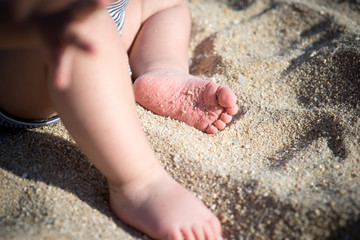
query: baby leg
124 0 238 134
49 8 222 240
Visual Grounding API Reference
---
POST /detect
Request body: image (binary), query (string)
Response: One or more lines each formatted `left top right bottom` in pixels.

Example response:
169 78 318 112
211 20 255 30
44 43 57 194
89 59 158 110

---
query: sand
1 0 359 239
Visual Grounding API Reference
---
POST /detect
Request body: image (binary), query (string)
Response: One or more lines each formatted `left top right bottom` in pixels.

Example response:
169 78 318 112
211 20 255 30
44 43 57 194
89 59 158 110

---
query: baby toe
217 87 237 108
210 216 222 238
206 125 218 134
166 229 184 240
196 120 210 132
192 224 206 240
202 222 216 240
182 226 196 240
220 113 232 123
214 120 226 130
226 104 239 116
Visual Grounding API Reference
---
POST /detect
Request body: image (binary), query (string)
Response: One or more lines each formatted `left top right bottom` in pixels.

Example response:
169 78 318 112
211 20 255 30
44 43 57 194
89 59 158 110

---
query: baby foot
109 170 222 239
133 70 238 134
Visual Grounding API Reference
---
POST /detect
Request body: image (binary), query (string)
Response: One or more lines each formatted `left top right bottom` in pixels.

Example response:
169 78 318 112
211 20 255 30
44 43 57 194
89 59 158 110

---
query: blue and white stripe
107 0 129 32
0 110 61 128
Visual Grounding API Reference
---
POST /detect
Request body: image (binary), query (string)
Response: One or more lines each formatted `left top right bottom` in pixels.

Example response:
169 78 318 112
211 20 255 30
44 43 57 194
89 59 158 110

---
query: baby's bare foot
109 170 222 239
133 70 238 134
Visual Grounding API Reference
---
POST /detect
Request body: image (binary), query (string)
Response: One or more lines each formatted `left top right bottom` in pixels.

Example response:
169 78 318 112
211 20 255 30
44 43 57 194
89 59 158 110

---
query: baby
0 0 238 239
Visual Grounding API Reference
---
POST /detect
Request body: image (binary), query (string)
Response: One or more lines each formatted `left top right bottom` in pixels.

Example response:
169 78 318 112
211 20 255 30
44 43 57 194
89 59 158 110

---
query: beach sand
1 0 359 239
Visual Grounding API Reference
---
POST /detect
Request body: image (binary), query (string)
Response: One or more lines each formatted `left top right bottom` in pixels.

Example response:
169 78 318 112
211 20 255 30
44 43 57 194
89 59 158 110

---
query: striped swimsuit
0 0 129 128
107 0 129 33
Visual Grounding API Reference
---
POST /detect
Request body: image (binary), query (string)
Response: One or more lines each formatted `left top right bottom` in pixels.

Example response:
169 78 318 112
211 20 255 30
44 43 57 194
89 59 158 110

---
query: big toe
217 87 237 109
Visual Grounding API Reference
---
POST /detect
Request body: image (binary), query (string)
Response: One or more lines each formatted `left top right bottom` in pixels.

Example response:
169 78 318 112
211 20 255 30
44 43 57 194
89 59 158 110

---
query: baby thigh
0 45 56 120
121 0 188 50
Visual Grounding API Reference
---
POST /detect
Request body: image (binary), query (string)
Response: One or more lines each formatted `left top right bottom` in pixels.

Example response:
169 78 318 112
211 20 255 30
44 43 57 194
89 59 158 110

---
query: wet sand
1 0 359 239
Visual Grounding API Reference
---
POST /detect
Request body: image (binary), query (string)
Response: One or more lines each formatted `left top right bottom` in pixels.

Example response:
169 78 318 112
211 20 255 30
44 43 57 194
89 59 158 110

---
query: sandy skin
134 70 238 134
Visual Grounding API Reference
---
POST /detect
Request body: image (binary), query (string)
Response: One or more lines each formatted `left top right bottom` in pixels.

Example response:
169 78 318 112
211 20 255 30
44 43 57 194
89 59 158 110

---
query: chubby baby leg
125 0 238 134
48 7 222 240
